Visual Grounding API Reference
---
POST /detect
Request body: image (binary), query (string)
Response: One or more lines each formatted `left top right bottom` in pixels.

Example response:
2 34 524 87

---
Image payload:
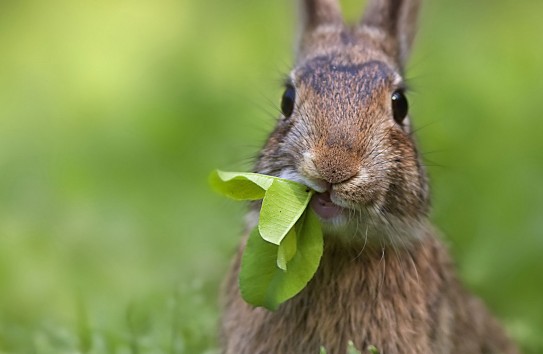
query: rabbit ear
296 0 343 59
359 0 421 67
299 0 343 30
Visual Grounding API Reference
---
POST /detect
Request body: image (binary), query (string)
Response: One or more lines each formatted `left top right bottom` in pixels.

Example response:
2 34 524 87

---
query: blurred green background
0 0 541 353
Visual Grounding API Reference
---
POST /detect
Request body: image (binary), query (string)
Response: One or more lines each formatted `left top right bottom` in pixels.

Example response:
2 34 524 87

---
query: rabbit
220 0 520 353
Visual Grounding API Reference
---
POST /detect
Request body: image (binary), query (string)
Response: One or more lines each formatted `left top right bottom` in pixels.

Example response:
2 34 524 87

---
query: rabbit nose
313 146 360 184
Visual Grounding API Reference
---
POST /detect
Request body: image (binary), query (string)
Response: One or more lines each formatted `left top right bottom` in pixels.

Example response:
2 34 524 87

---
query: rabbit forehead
294 54 399 100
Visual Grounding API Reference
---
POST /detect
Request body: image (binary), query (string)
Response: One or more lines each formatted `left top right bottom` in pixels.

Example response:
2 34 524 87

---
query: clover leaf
259 178 313 245
210 170 324 310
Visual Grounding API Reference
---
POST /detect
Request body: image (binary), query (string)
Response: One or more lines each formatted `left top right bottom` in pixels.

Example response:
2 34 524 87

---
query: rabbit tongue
310 191 344 220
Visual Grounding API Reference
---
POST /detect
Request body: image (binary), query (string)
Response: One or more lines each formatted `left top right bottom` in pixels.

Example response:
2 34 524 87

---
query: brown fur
222 232 517 354
220 0 519 353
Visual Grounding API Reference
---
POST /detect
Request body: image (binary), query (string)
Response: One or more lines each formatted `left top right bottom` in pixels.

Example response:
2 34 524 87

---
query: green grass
0 0 541 353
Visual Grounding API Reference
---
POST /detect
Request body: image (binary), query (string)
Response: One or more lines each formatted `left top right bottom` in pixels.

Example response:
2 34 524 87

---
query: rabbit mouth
310 191 345 220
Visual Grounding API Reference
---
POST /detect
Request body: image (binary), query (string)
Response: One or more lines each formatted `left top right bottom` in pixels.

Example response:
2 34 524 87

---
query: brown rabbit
220 0 519 353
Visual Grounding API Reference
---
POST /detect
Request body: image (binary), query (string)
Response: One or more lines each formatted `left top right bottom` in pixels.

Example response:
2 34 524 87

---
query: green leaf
239 227 281 309
239 209 323 310
209 170 275 200
366 345 380 354
276 226 297 271
211 169 324 309
259 179 313 245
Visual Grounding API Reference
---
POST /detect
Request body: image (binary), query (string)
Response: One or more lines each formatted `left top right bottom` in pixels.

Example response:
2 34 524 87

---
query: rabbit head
255 0 429 246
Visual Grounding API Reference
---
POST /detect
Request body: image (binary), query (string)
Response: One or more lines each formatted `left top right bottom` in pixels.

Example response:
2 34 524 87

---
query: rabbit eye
281 85 296 118
391 90 408 125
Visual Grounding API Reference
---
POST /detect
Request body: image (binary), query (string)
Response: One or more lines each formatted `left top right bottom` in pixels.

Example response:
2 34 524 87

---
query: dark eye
391 90 408 125
281 85 296 118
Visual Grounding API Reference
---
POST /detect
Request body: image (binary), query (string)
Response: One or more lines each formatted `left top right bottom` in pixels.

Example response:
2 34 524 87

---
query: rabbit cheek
378 133 428 219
